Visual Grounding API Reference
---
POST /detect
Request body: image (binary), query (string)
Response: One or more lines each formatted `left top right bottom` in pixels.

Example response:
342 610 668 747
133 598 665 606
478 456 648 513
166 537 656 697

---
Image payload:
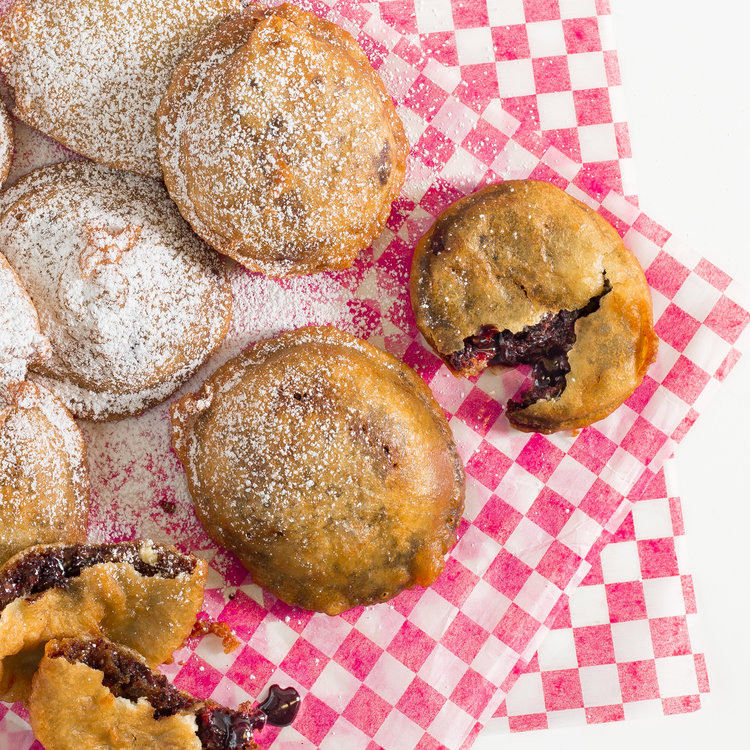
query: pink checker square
459 64 501 112
279 639 328 689
620 417 669 465
402 341 443 382
617 659 660 702
225 646 277 694
414 734 445 750
379 0 418 34
585 704 625 724
540 127 582 162
484 548 534 599
704 294 750 344
536 540 584 590
465 440 513 490
388 621 435 672
661 356 711 406
452 0 489 28
695 653 711 693
455 387 504 436
682 575 698 614
462 118 511 166
515 433 566 482
634 214 672 247
663 695 701 715
343 685 392 735
430 556 480 608
217 589 268 642
494 604 542 654
492 24 530 61
402 74 450 121
509 713 548 731
413 127 457 170
654 303 701 352
396 677 446 729
603 48 621 86
694 257 732 292
574 624 616 666
562 17 601 53
638 538 679 579
173 653 224 698
335 629 384 681
574 159 623 197
614 121 632 158
527 487 575 537
573 87 612 124
440 612 489 665
523 0 561 22
606 581 647 622
578 478 624 525
624 374 660 414
501 94 540 128
450 668 496 718
294 693 340 745
474 493 523 545
645 250 691 299
532 56 571 93
541 668 584 710
569 427 618 474
649 616 691 658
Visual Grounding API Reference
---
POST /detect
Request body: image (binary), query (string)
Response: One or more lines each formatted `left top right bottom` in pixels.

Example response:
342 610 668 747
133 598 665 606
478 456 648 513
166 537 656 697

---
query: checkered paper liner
1 2 748 750
490 459 710 734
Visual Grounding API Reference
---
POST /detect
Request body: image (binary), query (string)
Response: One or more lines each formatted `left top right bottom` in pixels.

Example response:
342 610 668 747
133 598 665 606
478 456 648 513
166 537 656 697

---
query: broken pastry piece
29 637 300 750
0 161 232 420
410 180 658 433
157 3 408 276
0 541 206 702
171 326 465 615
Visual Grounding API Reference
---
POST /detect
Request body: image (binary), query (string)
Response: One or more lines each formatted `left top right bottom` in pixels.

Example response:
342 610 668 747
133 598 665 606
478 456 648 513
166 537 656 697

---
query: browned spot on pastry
375 141 392 186
79 221 142 278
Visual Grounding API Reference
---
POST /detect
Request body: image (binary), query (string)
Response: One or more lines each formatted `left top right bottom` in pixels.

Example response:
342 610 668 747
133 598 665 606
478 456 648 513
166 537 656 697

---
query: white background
474 1 750 747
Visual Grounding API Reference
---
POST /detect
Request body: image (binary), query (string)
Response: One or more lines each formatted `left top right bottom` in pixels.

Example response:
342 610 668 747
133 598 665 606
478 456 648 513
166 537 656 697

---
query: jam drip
0 542 195 612
448 280 611 410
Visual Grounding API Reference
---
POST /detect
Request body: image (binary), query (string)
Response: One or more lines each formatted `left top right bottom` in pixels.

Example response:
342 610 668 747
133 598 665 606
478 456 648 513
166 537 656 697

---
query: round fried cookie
0 161 232 420
0 541 207 702
0 381 89 568
171 327 464 615
158 3 408 276
411 180 659 433
0 0 240 177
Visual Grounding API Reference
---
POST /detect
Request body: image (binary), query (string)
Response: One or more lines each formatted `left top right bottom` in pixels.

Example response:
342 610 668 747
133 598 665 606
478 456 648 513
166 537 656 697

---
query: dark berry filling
447 280 611 409
0 542 195 612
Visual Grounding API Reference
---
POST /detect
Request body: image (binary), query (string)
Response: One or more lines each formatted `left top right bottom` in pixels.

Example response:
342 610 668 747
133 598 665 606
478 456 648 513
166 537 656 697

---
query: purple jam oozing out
447 281 611 410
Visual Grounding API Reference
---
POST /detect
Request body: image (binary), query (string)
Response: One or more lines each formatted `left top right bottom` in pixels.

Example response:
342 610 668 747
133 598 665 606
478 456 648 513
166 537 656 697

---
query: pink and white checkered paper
1 2 748 750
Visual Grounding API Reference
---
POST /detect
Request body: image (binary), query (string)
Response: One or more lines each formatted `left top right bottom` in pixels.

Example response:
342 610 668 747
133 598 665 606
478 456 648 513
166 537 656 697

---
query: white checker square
611 620 655 663
430 369 472 414
643 576 687 619
496 58 536 98
271 727 316 750
355 606 405 649
559 509 605 558
378 55 420 100
622 699 664 720
414 0 454 34
546 709 588 729
418 644 468 697
537 627 578 671
462 578 512 633
487 0 525 25
455 26 495 65
211 676 252 708
559 0 599 20
515 571 560 623
493 462 545 514
448 416 485 464
599 448 647 497
312 661 363 713
505 671 546 715
423 58 463 93
623 227 662 269
537 91 578 130
431 98 480 143
601 541 642 584
568 51 608 89
632 497 674 540
579 664 623 707
683 325 731 376
397 106 428 148
503 517 555 568
441 147 489 190
526 20 567 57
674 535 691 575
248 619 298 663
594 400 639 443
320 717 370 750
463 474 494 522
546 455 597 505
428 702 476 750
408 588 459 642
472 635 523 684
481 98 523 134
374 709 424 750
302 613 352 657
569 584 610 627
195 636 241 673
364 651 414 704
601 189 641 225
655 655 699 698
451 524 502 578
578 123 619 163
608 84 628 121
492 138 543 178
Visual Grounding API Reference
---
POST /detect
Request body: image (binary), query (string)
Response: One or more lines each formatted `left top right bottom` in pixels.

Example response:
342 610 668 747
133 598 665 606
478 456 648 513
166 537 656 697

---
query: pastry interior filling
447 278 612 410
0 543 195 613
48 639 301 750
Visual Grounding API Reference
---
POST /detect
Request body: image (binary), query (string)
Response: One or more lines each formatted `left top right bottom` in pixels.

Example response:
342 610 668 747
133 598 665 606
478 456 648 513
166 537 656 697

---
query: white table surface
474 1 750 747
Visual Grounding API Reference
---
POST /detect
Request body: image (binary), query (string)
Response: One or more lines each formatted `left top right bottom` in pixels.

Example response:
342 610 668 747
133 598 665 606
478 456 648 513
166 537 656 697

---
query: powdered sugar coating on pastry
0 161 233 420
0 99 12 185
0 0 241 177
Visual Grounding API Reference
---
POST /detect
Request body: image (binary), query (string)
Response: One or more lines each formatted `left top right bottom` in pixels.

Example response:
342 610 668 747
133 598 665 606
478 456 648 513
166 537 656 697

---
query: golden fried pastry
0 99 12 186
29 637 300 750
0 0 240 178
0 249 50 383
0 161 233 421
171 327 464 615
0 380 89 568
158 3 408 276
0 540 206 702
411 180 659 433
